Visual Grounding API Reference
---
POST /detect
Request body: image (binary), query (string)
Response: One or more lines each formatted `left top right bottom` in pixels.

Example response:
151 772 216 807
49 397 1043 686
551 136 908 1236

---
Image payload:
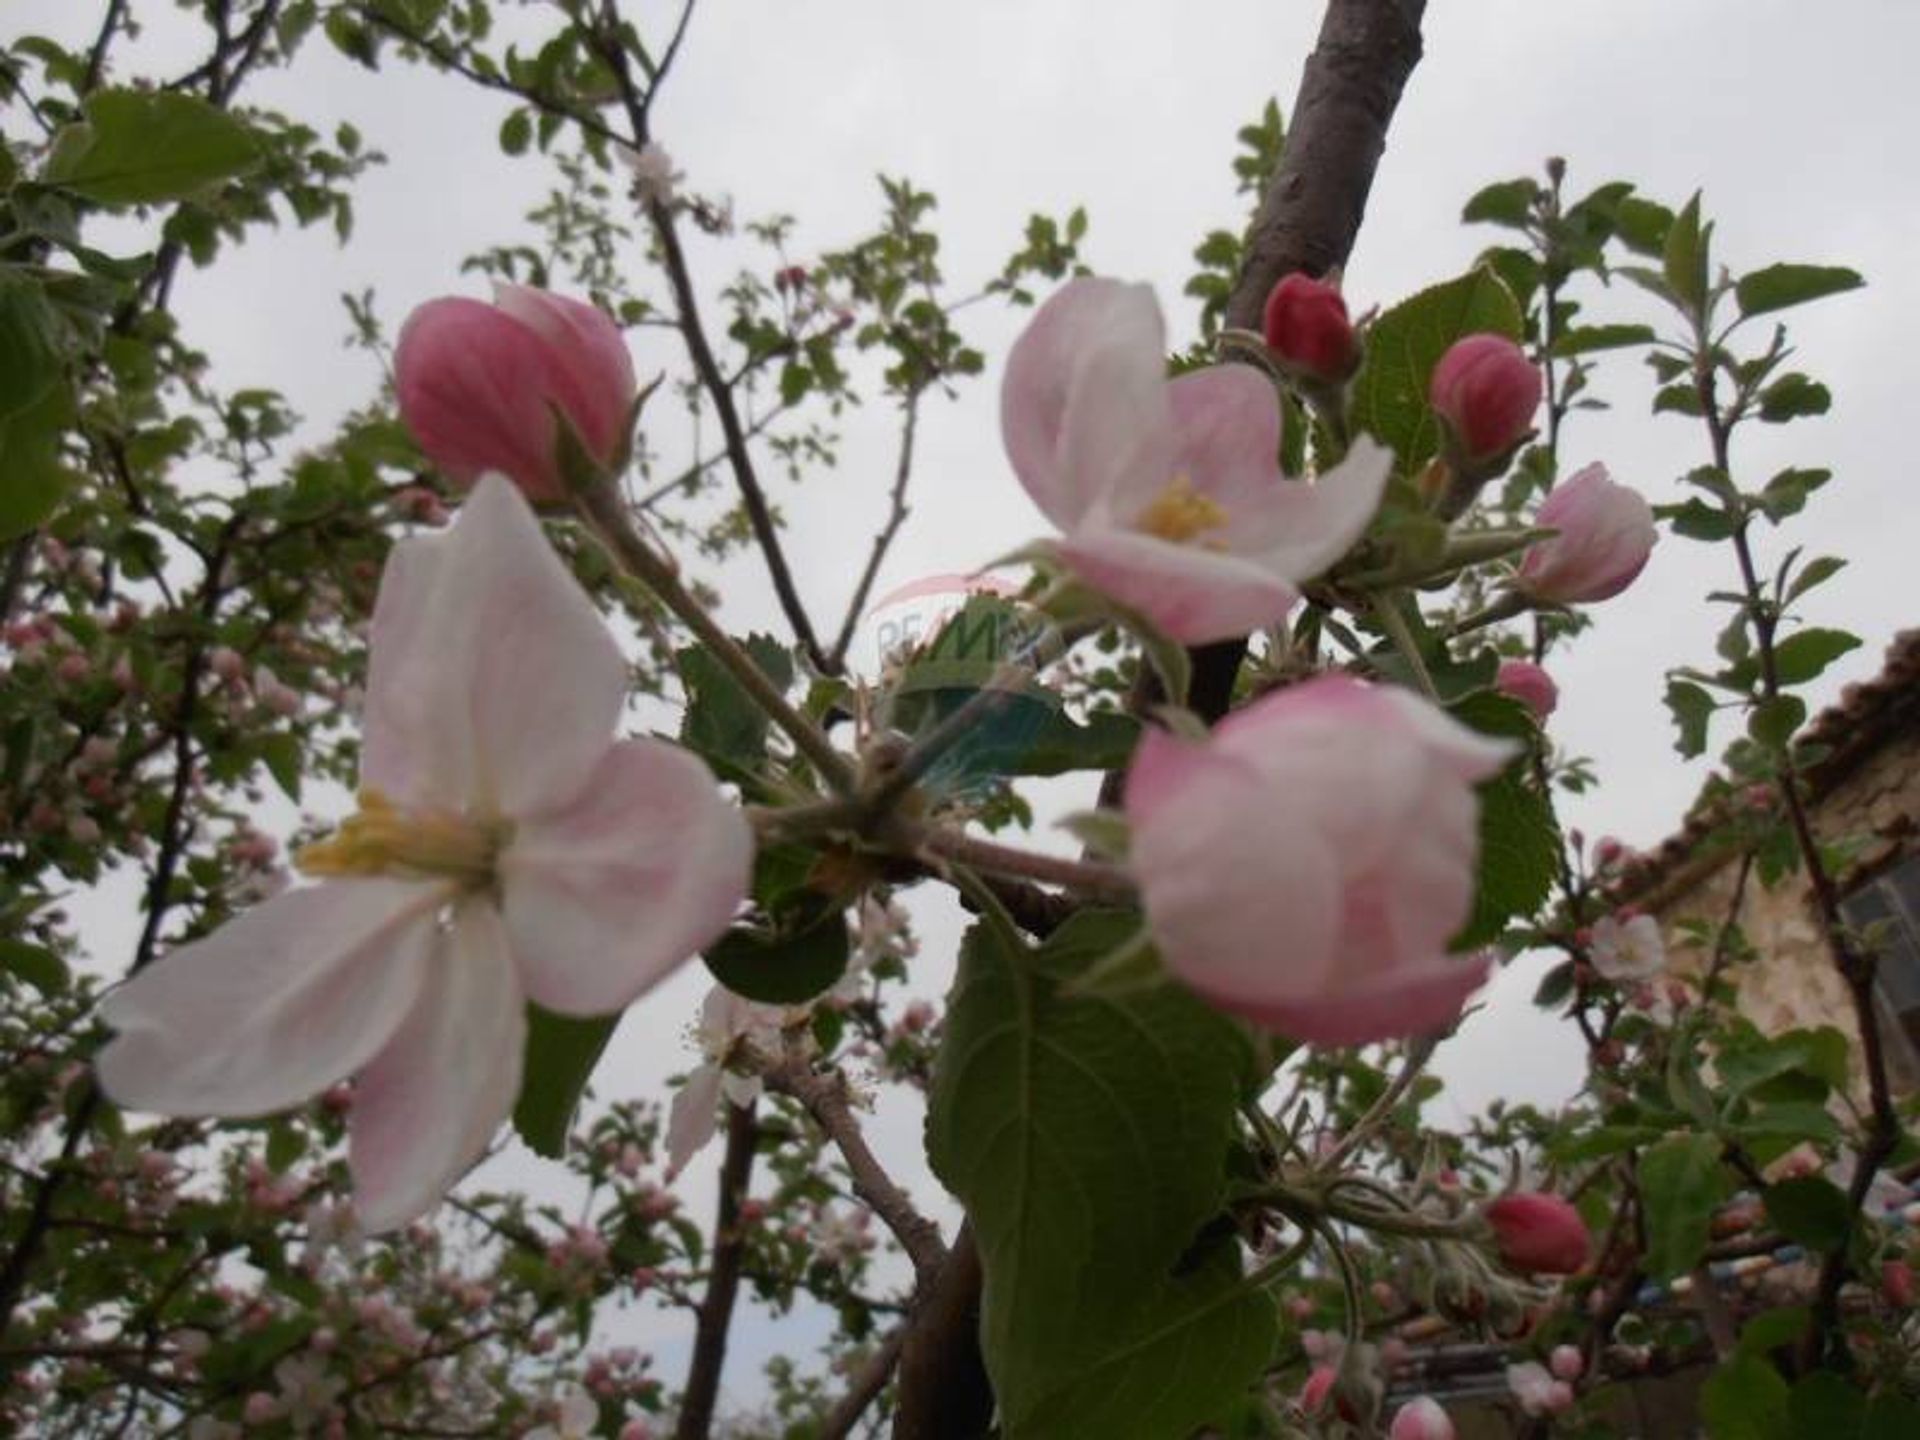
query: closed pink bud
1485 1192 1591 1275
1389 1395 1456 1440
1262 273 1359 383
1885 1259 1915 1308
1300 1365 1338 1414
1430 334 1540 462
1495 659 1558 718
1518 463 1657 603
1549 1344 1585 1381
395 284 636 503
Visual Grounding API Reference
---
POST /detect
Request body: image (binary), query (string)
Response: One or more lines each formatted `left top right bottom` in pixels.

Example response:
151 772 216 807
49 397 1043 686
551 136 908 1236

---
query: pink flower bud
209 647 246 682
243 1392 281 1424
1884 1259 1915 1308
1494 659 1558 719
775 265 809 292
395 284 636 503
1517 463 1657 604
1484 1192 1590 1275
254 666 302 718
55 653 91 684
1389 1395 1456 1440
1261 273 1359 383
1300 1365 1338 1414
1549 1344 1585 1381
1429 334 1540 462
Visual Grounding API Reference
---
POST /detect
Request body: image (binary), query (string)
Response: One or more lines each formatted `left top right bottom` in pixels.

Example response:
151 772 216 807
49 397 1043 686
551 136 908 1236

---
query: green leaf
0 378 77 541
1550 323 1656 357
1735 264 1864 319
0 276 63 423
1349 267 1524 478
1665 679 1716 758
0 938 69 995
1461 177 1540 228
1756 468 1831 524
1757 374 1831 424
265 1117 306 1174
1783 555 1845 606
1762 1176 1854 1250
1638 1132 1727 1279
259 732 303 802
1613 196 1675 256
1663 192 1709 313
44 89 262 205
1864 1392 1920 1440
499 109 532 156
1448 693 1558 947
1771 627 1860 685
513 1005 621 1159
677 633 794 780
1748 695 1805 751
1657 498 1740 542
1533 959 1576 1009
1788 1373 1866 1439
1701 1354 1789 1440
928 911 1270 1438
703 900 850 1006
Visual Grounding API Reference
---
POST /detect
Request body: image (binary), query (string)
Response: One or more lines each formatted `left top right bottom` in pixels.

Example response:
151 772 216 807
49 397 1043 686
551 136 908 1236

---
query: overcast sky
13 0 1920 1415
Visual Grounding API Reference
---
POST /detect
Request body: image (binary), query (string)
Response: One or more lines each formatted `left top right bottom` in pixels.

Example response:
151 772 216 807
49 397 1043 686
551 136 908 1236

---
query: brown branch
674 1100 758 1440
890 1225 990 1440
759 1054 947 1279
829 392 921 670
817 1324 907 1440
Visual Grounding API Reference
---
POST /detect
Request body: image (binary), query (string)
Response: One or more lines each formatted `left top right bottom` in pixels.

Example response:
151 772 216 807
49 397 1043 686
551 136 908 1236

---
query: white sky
12 0 1920 1417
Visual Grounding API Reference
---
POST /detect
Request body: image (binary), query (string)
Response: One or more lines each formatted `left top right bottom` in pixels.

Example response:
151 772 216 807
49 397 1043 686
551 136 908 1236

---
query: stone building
1611 629 1920 1090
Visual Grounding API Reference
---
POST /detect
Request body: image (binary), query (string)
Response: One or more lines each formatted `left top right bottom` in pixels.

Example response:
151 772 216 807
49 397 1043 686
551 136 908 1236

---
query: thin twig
815 1325 908 1440
829 393 921 669
674 1101 758 1440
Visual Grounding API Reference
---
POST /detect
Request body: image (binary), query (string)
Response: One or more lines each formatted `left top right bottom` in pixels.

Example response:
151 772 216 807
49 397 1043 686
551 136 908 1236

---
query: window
1840 852 1920 1081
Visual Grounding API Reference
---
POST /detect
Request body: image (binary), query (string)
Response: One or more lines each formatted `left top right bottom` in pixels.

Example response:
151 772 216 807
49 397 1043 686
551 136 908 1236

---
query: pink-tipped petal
665 1063 725 1180
1164 366 1283 511
1002 278 1172 531
500 738 753 1017
1059 527 1298 644
361 475 629 818
1225 436 1393 578
349 901 526 1233
1235 950 1491 1048
97 881 438 1119
491 283 636 458
395 299 566 496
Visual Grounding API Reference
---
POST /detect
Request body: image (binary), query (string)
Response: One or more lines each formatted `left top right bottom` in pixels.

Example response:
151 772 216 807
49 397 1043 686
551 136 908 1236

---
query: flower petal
665 1063 724 1180
491 284 636 461
1059 527 1297 644
96 881 437 1119
1002 278 1172 531
349 901 526 1233
1222 435 1393 578
1218 951 1491 1048
500 739 752 1017
394 299 564 493
1129 741 1343 1006
1165 366 1283 510
360 474 629 817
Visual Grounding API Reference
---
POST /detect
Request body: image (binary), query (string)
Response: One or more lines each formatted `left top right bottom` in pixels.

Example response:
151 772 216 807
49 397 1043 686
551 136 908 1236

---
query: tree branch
673 1100 758 1440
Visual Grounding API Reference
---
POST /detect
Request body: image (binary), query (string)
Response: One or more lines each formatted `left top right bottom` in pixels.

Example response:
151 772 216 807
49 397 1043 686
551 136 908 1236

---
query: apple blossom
1389 1395 1457 1440
1495 658 1558 718
1589 911 1666 982
97 477 753 1231
1517 463 1658 604
1002 277 1392 644
665 985 792 1178
1484 1192 1591 1275
1428 334 1540 463
1125 674 1510 1045
1261 272 1360 383
527 1383 600 1440
1549 1344 1585 1382
1506 1361 1572 1418
395 285 637 503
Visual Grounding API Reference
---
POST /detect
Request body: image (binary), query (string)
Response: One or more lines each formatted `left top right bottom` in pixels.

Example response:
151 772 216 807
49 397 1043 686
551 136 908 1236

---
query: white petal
666 1064 725 1179
360 474 628 816
1225 435 1393 578
348 902 526 1232
97 881 437 1119
500 739 752 1017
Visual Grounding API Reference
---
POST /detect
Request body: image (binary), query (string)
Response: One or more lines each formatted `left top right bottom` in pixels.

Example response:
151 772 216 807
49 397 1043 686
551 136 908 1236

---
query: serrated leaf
1446 693 1557 948
677 633 794 780
1663 192 1708 312
1349 267 1523 479
1757 373 1831 424
1638 1132 1727 1279
513 1005 620 1159
1657 498 1740 541
1783 555 1845 606
1756 467 1830 524
1461 177 1539 228
1735 264 1863 319
1665 679 1716 758
44 89 262 205
928 911 1269 1438
1748 694 1805 751
1701 1354 1789 1440
1771 627 1859 685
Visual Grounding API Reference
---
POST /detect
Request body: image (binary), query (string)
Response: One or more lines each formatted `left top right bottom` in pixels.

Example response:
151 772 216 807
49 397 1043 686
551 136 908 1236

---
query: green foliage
44 88 263 205
927 910 1272 1439
1735 263 1864 319
513 1006 622 1158
676 633 795 783
1448 692 1560 948
1637 1132 1728 1278
1701 1353 1789 1440
1349 267 1524 477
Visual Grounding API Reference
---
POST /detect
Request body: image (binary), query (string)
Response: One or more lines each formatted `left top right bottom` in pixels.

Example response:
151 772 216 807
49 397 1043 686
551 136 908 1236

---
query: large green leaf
0 275 63 422
1638 1132 1728 1279
44 89 262 205
677 633 794 781
512 1005 621 1159
1448 692 1559 948
1735 263 1863 320
1349 267 1523 478
0 380 77 541
927 911 1272 1438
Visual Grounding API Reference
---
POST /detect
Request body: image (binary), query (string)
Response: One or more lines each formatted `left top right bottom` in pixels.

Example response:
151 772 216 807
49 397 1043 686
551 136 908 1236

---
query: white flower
97 478 754 1231
624 142 681 207
527 1382 600 1440
665 985 790 1177
1590 912 1665 983
273 1353 344 1431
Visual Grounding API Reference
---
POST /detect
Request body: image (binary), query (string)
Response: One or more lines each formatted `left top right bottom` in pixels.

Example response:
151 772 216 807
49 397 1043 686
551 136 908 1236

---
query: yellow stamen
1136 474 1228 544
296 788 509 886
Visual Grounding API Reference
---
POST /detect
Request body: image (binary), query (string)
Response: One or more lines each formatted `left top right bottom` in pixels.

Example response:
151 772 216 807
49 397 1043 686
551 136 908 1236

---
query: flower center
1136 474 1227 544
295 788 509 886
